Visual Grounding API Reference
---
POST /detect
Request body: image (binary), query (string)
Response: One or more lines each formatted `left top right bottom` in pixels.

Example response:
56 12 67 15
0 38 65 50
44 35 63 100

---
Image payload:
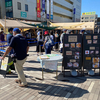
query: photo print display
92 57 99 64
93 40 97 44
85 50 89 54
73 63 79 68
67 63 72 67
71 43 75 48
93 36 98 39
93 63 99 68
87 40 92 44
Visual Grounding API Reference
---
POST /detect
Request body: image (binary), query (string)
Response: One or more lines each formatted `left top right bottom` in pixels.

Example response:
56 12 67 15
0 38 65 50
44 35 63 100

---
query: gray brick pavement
0 46 100 100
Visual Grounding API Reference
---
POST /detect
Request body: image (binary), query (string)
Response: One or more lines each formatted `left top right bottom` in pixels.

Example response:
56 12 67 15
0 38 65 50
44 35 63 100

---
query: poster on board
1 57 8 71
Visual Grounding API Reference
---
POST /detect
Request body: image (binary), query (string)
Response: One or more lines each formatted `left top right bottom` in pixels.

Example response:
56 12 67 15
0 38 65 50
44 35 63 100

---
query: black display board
83 34 100 69
63 34 82 70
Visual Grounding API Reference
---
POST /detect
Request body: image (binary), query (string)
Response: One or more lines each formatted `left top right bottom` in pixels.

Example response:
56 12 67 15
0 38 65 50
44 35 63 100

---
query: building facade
1 0 81 22
73 0 81 22
81 12 98 23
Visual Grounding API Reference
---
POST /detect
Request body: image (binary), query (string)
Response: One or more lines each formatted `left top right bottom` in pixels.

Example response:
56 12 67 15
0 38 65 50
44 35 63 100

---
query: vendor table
37 54 63 79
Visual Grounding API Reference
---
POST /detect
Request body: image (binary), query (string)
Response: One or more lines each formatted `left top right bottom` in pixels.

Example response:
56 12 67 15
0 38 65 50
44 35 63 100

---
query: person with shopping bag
60 29 67 53
43 31 55 54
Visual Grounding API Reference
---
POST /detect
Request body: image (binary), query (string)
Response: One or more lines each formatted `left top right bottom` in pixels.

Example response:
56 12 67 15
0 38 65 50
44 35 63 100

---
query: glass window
90 17 94 19
6 12 13 18
25 4 28 11
17 2 21 10
90 20 94 22
85 17 89 19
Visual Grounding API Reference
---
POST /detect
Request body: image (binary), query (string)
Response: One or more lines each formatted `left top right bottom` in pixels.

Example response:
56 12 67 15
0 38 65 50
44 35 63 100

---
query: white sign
47 0 49 19
1 57 8 71
51 0 53 20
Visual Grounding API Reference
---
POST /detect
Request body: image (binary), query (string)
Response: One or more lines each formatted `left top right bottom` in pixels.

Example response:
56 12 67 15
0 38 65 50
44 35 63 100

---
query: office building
1 0 81 22
81 12 98 23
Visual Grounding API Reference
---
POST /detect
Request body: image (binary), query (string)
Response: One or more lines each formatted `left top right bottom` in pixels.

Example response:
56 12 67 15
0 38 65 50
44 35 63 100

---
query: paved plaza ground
0 45 100 100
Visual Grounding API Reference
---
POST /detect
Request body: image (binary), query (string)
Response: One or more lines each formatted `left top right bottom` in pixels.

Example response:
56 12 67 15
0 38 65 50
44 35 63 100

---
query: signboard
41 0 45 19
0 57 9 77
83 34 100 69
68 36 77 42
47 0 49 19
63 34 82 69
5 0 13 17
21 12 27 18
82 12 96 15
5 1 12 7
73 8 76 14
1 57 8 71
37 0 41 18
42 0 45 12
51 0 53 20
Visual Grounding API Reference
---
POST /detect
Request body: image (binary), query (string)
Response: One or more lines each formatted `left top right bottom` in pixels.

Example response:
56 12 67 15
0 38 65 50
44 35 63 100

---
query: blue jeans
45 46 51 54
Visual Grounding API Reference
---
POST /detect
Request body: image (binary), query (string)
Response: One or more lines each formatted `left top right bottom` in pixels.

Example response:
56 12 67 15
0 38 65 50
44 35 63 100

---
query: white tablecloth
37 54 63 70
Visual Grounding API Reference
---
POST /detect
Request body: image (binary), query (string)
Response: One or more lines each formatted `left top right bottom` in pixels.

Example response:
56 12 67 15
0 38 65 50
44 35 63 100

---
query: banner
47 0 49 19
37 0 41 18
42 0 45 12
41 0 45 19
5 0 12 7
51 0 53 20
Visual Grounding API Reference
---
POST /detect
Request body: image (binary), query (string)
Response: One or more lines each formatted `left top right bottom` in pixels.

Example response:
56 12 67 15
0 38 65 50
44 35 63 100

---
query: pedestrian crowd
36 29 88 55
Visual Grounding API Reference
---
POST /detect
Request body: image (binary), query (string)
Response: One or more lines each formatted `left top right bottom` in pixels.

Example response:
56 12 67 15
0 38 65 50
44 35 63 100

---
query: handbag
60 43 63 49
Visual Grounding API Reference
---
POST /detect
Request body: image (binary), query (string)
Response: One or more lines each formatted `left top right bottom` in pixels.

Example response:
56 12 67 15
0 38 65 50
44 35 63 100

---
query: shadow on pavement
26 60 40 63
26 82 89 99
56 73 100 83
23 67 61 73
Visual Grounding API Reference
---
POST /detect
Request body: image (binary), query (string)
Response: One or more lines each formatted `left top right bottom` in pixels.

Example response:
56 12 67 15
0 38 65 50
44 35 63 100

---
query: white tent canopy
50 22 95 30
0 19 35 28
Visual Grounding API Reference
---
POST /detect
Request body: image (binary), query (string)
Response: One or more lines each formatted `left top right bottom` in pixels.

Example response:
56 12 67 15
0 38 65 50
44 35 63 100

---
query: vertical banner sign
5 0 13 18
41 0 45 18
47 0 49 19
51 0 53 20
37 0 41 18
42 0 45 12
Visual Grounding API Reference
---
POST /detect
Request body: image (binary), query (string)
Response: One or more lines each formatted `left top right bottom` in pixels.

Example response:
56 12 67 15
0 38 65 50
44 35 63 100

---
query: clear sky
81 0 100 17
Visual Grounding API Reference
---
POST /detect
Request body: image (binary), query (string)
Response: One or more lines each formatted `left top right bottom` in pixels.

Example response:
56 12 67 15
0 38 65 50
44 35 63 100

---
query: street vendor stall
0 19 35 33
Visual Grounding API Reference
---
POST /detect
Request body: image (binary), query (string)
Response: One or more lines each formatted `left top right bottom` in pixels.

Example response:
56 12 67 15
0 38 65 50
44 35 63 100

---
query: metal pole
42 68 44 79
39 45 41 55
4 16 6 34
56 64 58 79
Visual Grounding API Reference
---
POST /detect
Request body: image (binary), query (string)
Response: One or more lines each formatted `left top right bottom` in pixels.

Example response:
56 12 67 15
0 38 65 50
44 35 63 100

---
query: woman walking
37 32 44 56
54 31 59 51
43 31 51 54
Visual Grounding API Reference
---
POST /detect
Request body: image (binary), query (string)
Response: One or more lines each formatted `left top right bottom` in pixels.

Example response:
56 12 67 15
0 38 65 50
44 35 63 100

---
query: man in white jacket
60 29 67 53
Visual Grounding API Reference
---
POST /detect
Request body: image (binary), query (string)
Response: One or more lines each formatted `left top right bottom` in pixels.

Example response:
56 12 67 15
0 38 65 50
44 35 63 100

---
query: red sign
37 0 41 18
